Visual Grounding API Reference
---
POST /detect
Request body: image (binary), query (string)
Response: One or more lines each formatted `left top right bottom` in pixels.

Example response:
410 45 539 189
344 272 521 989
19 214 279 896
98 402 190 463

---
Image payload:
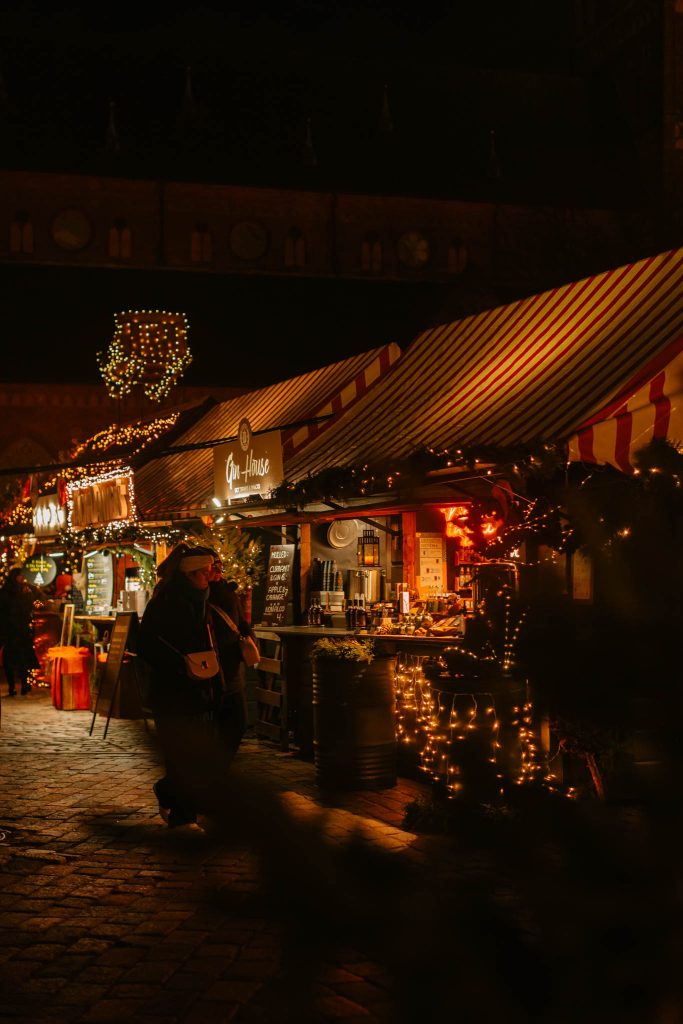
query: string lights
97 310 192 402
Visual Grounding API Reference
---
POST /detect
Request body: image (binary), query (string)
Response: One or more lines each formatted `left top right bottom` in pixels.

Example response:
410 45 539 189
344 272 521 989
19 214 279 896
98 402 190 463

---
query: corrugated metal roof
285 248 683 480
134 344 400 517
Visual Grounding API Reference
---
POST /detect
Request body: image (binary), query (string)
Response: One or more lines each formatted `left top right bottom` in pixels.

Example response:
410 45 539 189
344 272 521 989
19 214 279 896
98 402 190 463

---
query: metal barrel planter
312 651 397 790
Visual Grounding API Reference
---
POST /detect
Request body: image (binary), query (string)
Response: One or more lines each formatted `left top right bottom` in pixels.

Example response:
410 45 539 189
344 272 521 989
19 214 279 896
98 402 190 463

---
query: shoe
153 782 171 824
167 810 198 829
7 690 16 697
20 684 31 695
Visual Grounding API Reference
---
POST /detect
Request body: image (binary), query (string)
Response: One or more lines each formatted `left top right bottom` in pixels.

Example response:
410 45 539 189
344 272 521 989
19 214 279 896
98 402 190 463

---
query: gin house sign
213 418 284 504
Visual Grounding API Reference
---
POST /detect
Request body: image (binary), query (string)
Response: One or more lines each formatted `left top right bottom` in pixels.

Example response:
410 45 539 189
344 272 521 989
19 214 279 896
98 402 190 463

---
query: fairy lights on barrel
97 310 192 402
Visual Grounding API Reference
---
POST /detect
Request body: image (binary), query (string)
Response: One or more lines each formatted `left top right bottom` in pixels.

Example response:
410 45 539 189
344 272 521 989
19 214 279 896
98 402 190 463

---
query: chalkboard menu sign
261 544 295 626
90 612 138 738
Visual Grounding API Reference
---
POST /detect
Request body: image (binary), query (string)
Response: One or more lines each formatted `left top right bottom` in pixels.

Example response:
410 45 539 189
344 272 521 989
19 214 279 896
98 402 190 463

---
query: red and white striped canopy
285 248 683 480
567 335 683 472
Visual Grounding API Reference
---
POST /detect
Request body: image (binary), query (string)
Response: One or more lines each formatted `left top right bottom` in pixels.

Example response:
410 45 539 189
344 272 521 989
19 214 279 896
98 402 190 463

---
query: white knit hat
179 553 213 573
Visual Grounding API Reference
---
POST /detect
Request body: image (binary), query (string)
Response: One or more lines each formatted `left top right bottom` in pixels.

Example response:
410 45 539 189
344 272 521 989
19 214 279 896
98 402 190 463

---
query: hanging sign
23 554 58 588
261 544 295 626
33 494 66 537
69 472 134 531
213 418 284 504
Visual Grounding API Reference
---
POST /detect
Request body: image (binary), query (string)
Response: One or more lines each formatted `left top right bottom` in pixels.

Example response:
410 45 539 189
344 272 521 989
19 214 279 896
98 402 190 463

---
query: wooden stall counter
253 625 465 758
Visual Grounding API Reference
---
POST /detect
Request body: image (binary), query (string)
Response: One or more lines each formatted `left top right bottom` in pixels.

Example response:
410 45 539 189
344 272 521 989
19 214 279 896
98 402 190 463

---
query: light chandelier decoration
97 310 192 402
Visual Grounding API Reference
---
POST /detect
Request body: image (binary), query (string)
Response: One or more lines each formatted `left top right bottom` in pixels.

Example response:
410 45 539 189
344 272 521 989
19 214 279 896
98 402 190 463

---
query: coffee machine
355 568 385 604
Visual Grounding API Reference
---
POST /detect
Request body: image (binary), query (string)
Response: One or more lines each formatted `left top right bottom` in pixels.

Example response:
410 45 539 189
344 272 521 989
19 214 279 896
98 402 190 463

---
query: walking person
0 567 40 697
138 546 224 829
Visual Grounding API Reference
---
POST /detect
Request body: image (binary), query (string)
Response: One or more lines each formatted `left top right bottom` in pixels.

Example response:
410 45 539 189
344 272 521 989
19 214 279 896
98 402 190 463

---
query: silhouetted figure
0 568 40 696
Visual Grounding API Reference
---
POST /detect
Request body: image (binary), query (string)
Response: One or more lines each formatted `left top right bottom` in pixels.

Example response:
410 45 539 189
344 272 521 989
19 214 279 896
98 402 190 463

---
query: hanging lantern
97 310 192 402
357 528 380 566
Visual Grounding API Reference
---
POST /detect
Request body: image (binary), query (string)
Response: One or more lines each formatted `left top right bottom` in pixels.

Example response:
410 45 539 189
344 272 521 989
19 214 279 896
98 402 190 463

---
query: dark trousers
153 705 242 826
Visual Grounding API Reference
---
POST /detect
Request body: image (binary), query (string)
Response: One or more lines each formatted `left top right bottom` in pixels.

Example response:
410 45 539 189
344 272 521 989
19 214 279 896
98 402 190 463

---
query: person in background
54 572 73 608
207 553 255 760
137 545 222 830
67 571 85 613
0 567 40 696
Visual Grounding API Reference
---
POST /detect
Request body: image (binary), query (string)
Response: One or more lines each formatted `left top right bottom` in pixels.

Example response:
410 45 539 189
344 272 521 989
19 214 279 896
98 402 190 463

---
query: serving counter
253 624 465 757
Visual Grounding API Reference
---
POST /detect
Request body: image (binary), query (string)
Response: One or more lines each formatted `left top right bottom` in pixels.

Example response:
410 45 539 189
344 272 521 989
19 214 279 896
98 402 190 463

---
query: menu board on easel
89 612 138 738
415 533 446 597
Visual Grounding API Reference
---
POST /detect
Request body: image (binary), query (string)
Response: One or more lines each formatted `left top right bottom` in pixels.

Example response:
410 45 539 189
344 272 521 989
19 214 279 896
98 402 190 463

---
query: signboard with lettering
32 494 66 537
213 418 284 504
70 472 134 531
415 532 446 597
261 544 295 625
23 554 58 588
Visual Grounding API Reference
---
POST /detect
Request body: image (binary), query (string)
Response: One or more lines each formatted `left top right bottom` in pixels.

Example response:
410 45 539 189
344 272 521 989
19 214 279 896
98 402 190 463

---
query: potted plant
311 637 374 663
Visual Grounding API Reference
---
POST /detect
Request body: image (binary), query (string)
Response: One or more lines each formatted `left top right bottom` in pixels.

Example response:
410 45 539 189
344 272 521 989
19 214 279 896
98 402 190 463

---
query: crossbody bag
159 623 220 680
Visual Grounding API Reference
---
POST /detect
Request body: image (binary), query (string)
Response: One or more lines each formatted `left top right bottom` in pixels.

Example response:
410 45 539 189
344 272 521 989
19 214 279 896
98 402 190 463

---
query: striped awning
567 335 683 472
284 248 683 481
134 344 400 518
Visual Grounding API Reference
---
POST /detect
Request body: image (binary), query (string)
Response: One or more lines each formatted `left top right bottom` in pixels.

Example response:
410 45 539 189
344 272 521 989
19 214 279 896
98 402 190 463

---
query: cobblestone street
2 686 676 1023
0 687 445 1023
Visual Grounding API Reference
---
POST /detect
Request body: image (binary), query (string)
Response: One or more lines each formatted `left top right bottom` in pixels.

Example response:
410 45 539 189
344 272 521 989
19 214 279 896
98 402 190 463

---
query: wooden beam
298 522 311 617
402 511 416 591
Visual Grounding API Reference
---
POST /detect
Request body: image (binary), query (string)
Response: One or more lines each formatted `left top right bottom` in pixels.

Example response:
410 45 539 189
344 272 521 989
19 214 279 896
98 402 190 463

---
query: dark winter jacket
208 580 253 686
0 580 38 671
138 573 217 715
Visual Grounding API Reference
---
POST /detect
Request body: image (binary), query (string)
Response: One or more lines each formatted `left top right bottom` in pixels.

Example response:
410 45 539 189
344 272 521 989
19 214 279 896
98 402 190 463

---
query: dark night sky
1 1 620 390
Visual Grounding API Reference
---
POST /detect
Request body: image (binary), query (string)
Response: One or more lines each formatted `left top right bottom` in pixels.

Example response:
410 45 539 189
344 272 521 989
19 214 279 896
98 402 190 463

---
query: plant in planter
310 635 395 790
311 637 375 663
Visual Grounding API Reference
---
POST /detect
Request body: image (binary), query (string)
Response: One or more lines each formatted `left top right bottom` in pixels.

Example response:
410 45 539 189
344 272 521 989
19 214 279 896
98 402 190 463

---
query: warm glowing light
97 310 192 402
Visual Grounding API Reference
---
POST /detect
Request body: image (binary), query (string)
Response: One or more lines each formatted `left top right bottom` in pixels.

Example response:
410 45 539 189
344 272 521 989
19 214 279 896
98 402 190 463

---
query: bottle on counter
356 599 367 629
345 600 354 629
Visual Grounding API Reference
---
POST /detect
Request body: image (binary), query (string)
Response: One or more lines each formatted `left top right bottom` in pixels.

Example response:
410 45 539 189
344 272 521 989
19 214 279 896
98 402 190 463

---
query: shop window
284 227 306 269
361 233 382 273
108 219 132 259
10 212 34 254
190 222 212 263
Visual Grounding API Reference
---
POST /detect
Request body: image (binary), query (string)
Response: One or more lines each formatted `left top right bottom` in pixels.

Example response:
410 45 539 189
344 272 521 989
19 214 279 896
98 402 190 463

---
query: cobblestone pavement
0 687 451 1023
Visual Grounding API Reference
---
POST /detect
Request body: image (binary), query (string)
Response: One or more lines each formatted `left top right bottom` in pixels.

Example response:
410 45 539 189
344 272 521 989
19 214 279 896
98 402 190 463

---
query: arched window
109 218 132 259
361 233 382 273
10 212 34 254
190 222 212 263
284 227 306 269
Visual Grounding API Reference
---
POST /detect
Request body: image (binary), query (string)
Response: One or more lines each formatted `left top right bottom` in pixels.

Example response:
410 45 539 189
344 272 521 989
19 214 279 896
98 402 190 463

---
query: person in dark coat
0 567 40 697
207 553 255 759
138 546 223 829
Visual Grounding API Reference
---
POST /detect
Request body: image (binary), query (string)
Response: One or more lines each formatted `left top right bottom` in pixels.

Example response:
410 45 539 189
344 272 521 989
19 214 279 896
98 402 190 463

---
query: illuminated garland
66 466 137 532
272 443 565 508
97 310 192 402
393 594 544 801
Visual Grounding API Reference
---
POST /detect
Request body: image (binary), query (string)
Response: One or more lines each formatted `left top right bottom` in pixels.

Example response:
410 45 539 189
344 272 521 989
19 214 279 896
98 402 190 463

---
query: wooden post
402 512 416 591
299 522 311 617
